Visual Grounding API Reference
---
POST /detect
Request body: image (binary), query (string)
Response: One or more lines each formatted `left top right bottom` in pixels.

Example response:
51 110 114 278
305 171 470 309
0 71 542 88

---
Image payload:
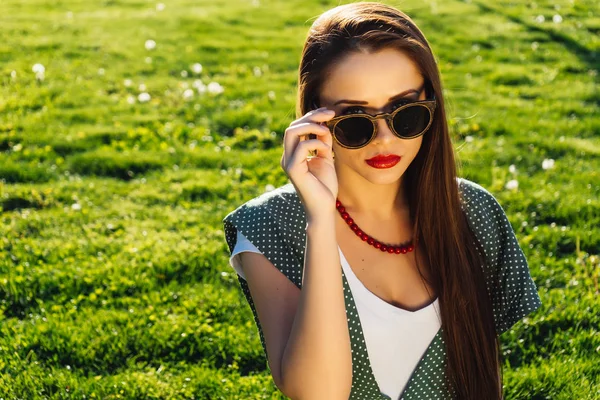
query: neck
336 175 409 221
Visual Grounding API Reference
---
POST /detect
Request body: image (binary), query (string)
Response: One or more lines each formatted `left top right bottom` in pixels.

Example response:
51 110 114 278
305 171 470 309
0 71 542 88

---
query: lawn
0 0 598 398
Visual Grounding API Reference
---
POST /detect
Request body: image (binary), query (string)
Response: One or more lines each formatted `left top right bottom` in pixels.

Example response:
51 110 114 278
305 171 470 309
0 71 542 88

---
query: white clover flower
126 95 136 104
465 135 473 143
553 14 563 23
542 158 555 170
268 91 276 100
509 164 517 174
207 81 224 94
535 15 545 23
10 70 17 79
139 83 147 91
181 70 188 78
183 89 194 99
265 184 275 192
156 3 165 11
191 63 203 74
145 39 156 50
531 42 539 51
138 92 151 102
505 179 519 191
71 203 82 210
124 79 132 87
32 63 45 74
253 66 262 77
98 68 105 75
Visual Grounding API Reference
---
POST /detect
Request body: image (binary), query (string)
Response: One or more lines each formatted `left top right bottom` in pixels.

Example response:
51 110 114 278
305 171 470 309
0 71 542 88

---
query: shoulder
457 177 499 208
223 182 300 224
222 182 306 288
456 177 511 232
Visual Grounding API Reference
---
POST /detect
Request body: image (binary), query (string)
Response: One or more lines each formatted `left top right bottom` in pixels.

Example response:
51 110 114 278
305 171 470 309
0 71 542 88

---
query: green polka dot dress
222 177 542 399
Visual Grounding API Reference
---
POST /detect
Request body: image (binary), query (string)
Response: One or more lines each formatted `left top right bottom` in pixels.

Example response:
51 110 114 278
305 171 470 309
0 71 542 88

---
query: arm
281 215 353 399
240 214 352 400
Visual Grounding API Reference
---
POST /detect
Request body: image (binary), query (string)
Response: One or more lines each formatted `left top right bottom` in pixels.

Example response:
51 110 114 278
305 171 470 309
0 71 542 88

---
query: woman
223 2 542 399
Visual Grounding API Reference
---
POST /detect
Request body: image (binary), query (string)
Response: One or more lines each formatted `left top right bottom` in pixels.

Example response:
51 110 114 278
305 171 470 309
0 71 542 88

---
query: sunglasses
314 85 437 150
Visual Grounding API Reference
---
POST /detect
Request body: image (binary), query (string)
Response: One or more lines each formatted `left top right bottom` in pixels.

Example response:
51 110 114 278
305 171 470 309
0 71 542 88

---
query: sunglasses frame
324 96 437 150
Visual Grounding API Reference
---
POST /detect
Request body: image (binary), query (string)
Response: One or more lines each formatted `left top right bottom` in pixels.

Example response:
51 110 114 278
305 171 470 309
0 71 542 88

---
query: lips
365 154 401 169
366 154 401 162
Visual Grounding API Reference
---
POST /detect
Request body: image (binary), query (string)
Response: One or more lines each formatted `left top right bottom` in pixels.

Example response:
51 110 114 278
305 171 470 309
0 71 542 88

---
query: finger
283 121 332 167
287 139 333 170
290 107 335 127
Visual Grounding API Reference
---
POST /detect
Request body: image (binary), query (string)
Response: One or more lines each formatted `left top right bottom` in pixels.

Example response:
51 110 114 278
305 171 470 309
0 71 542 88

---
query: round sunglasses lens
334 117 374 147
392 105 431 138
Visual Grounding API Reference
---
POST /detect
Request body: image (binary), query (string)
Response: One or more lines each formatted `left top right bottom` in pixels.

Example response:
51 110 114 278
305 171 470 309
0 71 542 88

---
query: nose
371 117 396 144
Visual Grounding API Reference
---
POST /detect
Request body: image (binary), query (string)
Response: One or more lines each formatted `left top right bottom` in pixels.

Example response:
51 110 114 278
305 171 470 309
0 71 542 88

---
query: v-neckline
338 245 439 316
337 247 443 399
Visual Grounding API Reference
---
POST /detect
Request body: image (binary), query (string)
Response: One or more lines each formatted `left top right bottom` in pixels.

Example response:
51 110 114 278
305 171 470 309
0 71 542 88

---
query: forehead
319 47 424 104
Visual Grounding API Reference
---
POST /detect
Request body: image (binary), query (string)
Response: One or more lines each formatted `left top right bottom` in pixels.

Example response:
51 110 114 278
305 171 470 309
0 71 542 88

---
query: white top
229 230 442 399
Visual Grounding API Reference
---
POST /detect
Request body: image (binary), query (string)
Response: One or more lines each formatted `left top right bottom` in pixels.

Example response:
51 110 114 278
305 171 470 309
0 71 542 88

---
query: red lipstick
365 154 401 169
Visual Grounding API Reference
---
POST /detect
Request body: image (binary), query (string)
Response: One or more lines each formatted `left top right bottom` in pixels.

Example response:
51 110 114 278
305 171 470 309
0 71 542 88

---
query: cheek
407 137 424 158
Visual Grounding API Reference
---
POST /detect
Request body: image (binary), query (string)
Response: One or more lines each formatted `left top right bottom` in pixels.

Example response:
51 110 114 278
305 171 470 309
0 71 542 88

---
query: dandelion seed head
542 158 555 170
191 63 203 74
207 82 224 94
32 63 45 74
505 179 519 191
145 39 156 50
138 92 151 102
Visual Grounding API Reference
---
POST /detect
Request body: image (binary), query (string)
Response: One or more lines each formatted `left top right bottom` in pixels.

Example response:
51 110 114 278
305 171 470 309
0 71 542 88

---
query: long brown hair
296 2 503 399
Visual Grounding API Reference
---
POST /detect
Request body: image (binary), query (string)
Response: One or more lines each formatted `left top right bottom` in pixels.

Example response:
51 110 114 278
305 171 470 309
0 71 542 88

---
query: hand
280 107 338 221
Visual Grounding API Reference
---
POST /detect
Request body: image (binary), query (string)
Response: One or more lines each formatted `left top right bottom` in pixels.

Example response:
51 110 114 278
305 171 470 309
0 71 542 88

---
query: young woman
223 2 542 399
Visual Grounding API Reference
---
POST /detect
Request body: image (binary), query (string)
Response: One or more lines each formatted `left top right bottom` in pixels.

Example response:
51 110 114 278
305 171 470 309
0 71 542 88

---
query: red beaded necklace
335 198 415 254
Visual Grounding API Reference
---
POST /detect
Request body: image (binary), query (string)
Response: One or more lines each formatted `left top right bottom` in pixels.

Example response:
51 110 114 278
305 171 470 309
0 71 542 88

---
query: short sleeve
229 230 262 281
458 178 542 335
222 189 306 367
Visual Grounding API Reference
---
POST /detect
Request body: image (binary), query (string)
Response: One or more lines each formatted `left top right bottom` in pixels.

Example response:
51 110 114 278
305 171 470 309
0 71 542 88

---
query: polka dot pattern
222 177 542 399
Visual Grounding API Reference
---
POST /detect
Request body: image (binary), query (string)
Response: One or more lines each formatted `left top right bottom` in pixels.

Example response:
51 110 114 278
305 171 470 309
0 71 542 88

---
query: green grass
0 0 598 398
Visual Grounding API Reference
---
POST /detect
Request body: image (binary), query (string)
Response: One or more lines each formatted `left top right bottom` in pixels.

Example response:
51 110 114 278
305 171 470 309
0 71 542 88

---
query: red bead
335 198 413 255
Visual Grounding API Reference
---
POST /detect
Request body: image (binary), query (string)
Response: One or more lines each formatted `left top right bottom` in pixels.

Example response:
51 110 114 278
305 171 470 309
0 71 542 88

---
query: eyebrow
333 86 424 106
